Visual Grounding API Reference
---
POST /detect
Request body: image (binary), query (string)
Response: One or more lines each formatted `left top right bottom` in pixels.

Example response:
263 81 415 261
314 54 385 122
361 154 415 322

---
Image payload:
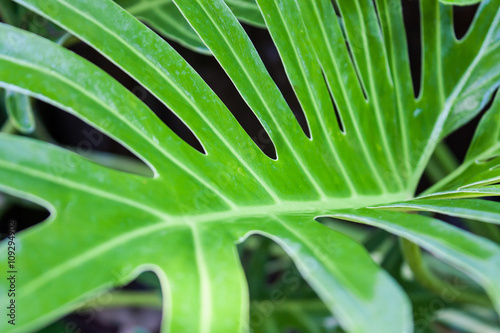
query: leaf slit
36 100 153 177
0 191 50 237
453 4 479 41
321 69 345 133
246 25 311 139
173 41 278 159
330 1 369 101
70 42 206 155
371 0 383 35
344 39 368 101
401 0 422 98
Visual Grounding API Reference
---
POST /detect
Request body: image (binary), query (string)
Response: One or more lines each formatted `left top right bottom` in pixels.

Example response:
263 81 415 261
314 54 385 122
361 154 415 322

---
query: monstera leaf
0 0 499 332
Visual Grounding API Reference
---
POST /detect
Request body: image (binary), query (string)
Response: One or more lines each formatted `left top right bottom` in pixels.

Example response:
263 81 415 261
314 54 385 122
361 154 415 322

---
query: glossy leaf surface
0 0 499 332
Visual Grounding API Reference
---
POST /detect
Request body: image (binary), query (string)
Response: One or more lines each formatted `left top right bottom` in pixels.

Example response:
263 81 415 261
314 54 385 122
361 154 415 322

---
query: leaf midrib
1 148 410 219
19 190 410 297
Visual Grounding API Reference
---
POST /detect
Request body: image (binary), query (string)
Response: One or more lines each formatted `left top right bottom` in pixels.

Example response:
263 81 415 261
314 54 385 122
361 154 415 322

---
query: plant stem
1 120 16 134
434 143 460 174
436 309 500 333
78 289 329 316
29 113 54 143
363 228 388 252
247 237 271 300
78 291 162 311
400 239 491 307
251 298 328 313
424 142 459 184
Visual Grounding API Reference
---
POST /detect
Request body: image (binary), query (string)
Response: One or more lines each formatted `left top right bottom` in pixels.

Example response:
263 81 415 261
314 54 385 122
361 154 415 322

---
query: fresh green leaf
426 92 500 194
465 92 500 165
0 20 411 332
332 209 500 314
247 215 412 333
376 198 500 224
418 185 500 199
0 0 499 332
439 0 500 135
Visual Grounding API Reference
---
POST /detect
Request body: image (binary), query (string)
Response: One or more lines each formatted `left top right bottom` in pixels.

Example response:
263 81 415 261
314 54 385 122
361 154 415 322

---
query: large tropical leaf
0 0 499 332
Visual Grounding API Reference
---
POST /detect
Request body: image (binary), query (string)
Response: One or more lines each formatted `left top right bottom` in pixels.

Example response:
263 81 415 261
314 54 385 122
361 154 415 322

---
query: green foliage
4 90 34 134
0 0 499 332
116 0 265 53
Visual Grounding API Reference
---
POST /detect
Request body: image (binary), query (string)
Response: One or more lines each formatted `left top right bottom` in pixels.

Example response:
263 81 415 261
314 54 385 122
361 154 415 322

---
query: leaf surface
426 92 500 194
1 0 499 332
376 198 500 224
